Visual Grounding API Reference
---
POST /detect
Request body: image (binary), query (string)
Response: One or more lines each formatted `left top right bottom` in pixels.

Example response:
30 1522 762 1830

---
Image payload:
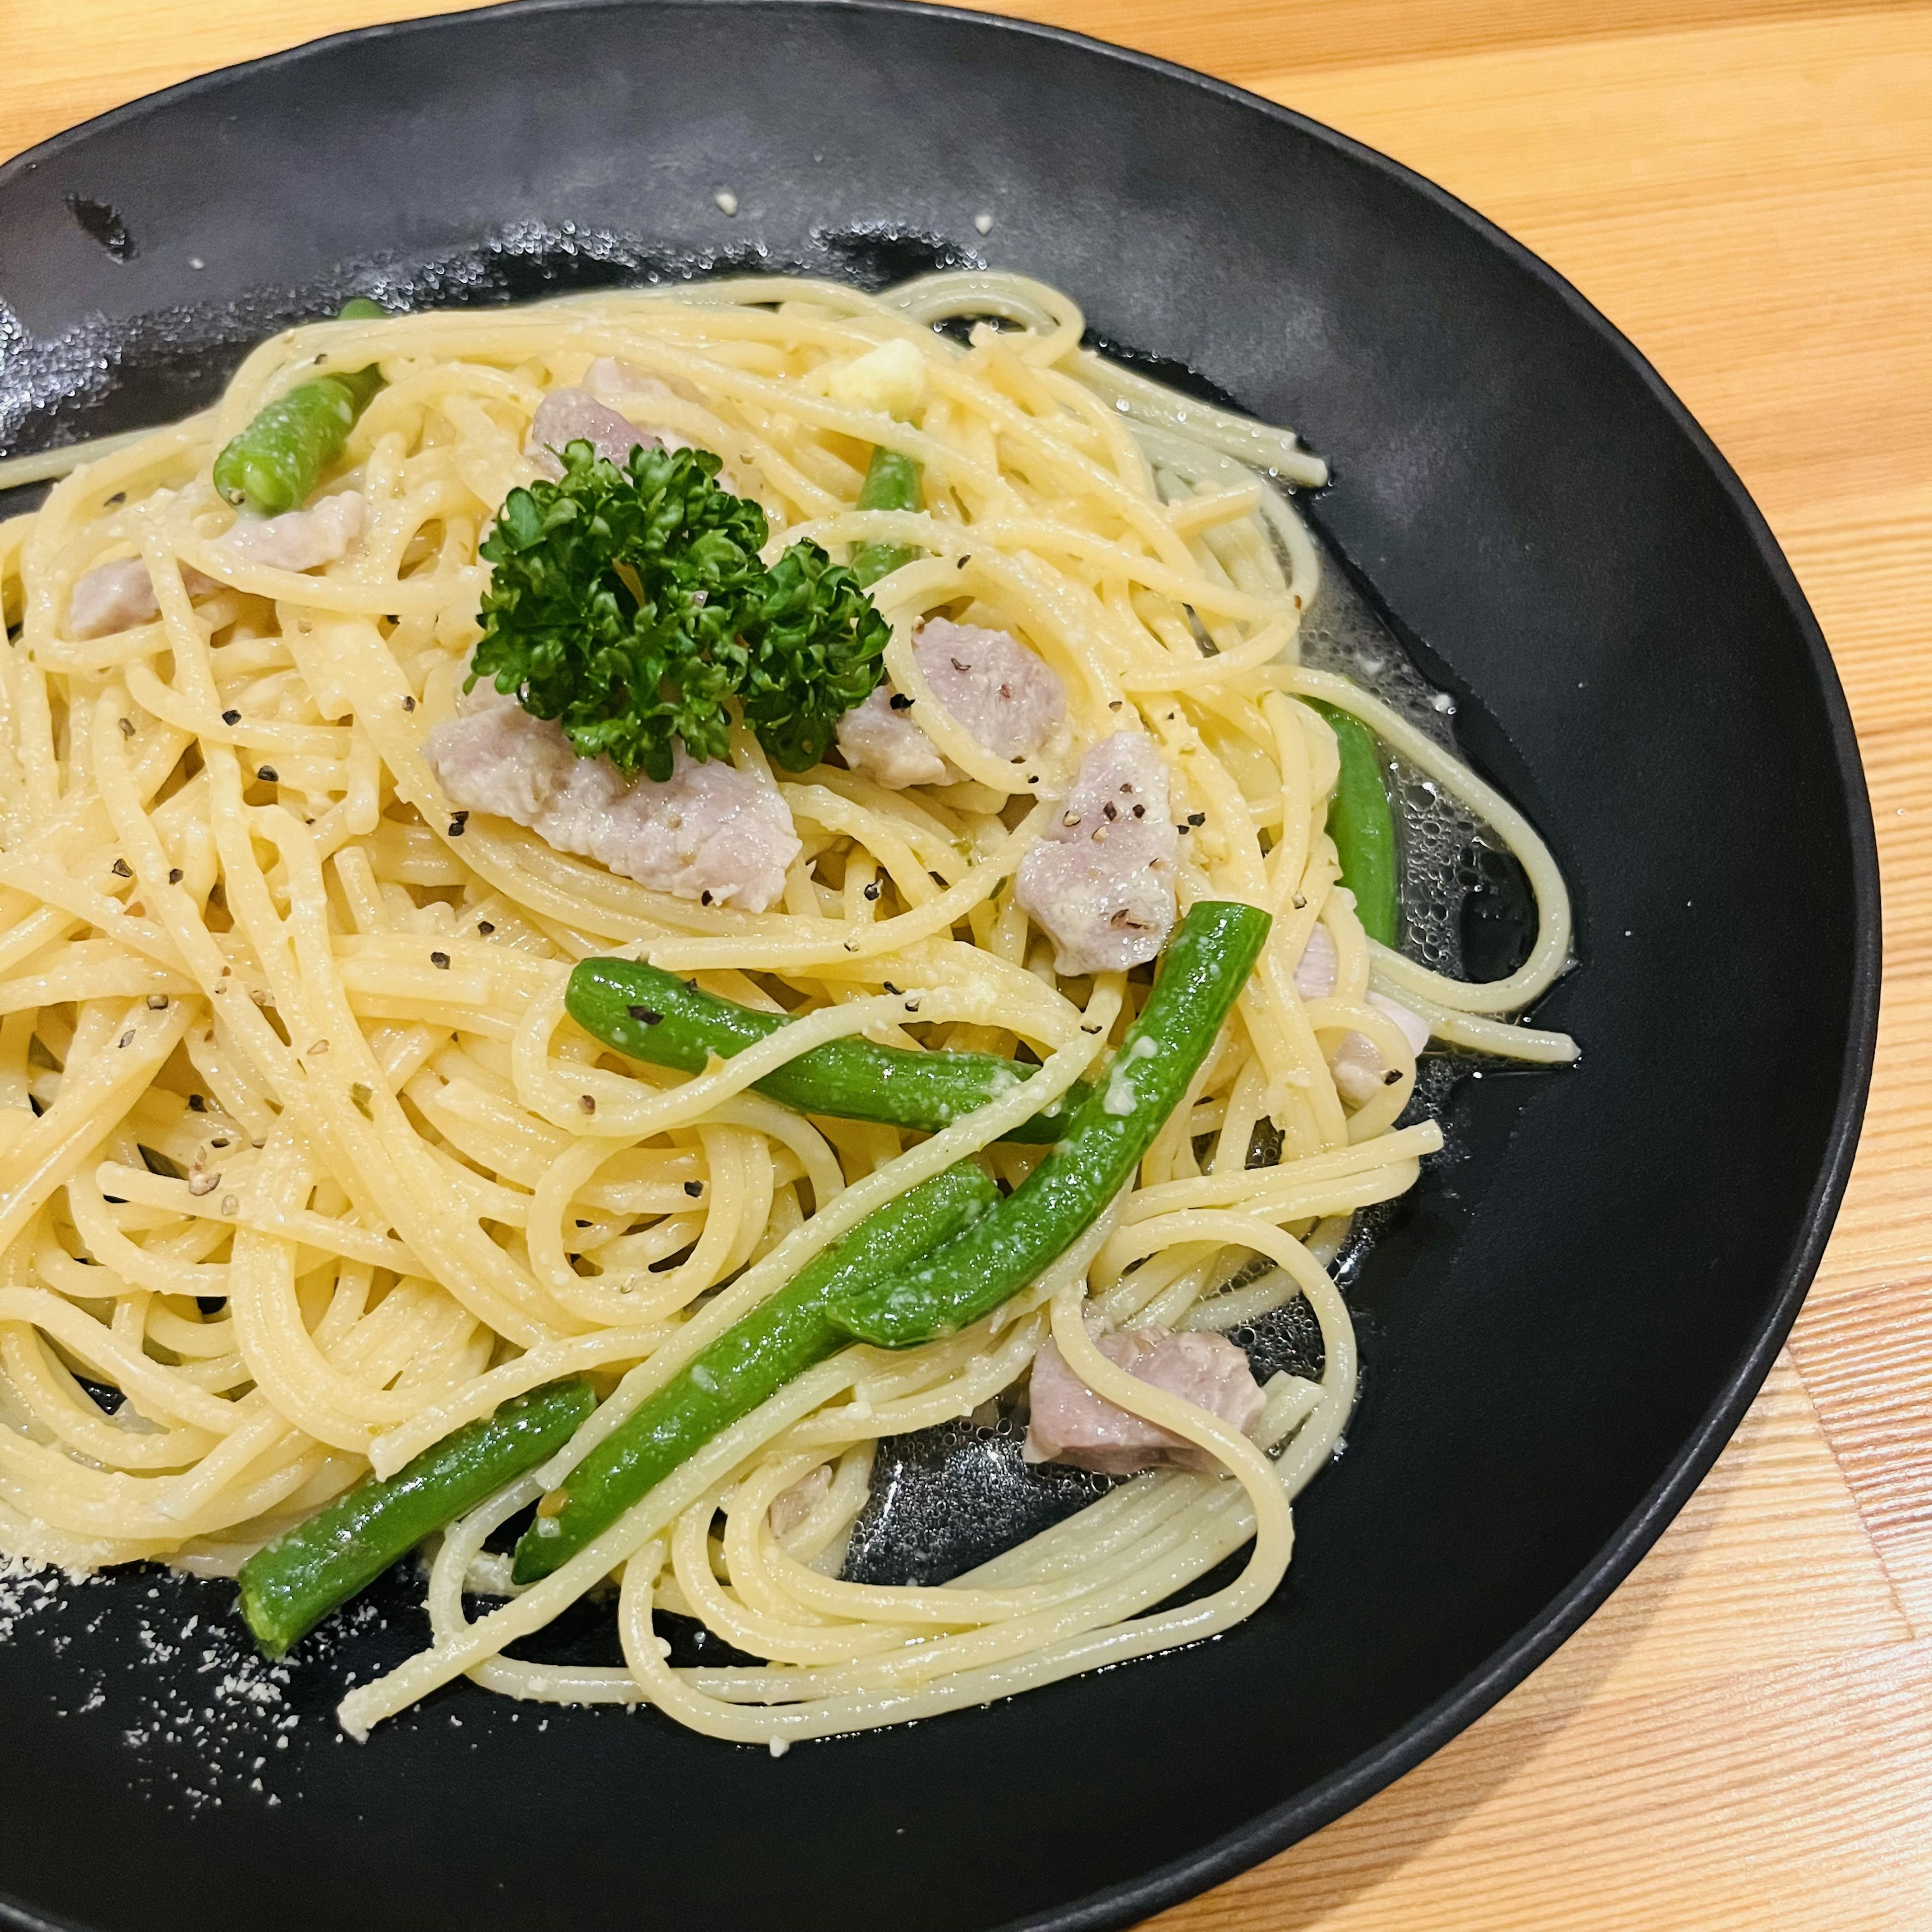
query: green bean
511 1161 997 1584
566 957 1092 1143
849 445 923 586
830 900 1272 1350
212 298 388 516
236 1378 595 1658
1308 699 1400 948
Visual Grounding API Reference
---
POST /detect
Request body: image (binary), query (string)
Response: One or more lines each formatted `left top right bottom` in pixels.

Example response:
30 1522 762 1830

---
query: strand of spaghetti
1281 666 1574 1015
337 1355 863 1736
1123 1119 1443 1218
1373 980 1582 1064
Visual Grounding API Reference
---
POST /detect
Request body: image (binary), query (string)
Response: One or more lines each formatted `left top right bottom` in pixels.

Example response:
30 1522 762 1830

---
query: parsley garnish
469 440 889 782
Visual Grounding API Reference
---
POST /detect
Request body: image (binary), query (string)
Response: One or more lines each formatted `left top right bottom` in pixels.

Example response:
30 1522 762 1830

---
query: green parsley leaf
468 439 889 783
741 541 892 772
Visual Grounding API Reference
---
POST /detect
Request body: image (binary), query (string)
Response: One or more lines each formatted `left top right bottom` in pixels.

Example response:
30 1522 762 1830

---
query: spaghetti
0 271 1575 1744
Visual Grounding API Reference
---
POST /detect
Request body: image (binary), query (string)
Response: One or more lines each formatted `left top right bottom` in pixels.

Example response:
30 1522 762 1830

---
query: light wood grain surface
4 2 1929 1926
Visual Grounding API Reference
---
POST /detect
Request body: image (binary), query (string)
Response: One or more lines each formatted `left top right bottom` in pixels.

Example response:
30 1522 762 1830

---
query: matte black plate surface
0 5 1878 1928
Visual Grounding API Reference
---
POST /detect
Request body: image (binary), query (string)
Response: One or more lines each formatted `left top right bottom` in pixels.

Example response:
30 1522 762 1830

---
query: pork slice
422 683 580 826
1014 733 1177 974
536 747 800 914
1024 1325 1266 1477
914 619 1064 762
426 676 800 913
1330 994 1432 1104
768 1464 833 1539
214 490 366 571
66 557 161 639
1291 920 1431 1102
526 386 661 476
1294 920 1339 999
64 556 223 639
835 684 950 788
583 360 697 454
836 619 1065 790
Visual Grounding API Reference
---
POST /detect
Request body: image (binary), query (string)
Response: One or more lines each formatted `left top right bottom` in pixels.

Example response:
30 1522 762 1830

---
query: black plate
0 5 1878 1928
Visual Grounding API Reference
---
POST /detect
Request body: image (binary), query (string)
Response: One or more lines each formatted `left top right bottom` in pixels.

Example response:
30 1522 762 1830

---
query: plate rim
0 4 1884 1928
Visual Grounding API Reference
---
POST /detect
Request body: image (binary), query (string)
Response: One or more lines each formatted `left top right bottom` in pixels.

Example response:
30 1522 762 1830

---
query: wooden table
5 1 1929 1924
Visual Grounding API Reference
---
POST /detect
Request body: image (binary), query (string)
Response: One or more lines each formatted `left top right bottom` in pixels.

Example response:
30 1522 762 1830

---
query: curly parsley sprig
468 440 890 782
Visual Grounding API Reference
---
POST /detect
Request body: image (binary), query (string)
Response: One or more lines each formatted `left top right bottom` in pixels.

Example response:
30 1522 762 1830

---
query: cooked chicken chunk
1014 733 1177 974
1024 1325 1266 1476
836 619 1065 789
214 490 366 571
423 680 800 913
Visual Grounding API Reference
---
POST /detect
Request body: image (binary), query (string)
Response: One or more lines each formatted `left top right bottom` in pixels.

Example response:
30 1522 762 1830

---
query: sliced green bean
511 1161 997 1584
566 957 1092 1143
212 298 388 516
236 1378 596 1658
1308 699 1399 948
849 445 923 586
830 900 1272 1350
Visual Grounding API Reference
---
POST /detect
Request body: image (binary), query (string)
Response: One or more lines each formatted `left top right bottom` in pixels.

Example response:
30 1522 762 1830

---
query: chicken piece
214 490 366 572
1023 1325 1266 1477
423 679 801 913
837 618 1065 789
525 387 659 476
1292 919 1432 1102
64 555 220 639
1014 733 1177 974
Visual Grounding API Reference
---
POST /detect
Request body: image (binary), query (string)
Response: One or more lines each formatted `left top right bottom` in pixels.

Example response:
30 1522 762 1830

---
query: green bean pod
511 1161 998 1584
236 1378 596 1658
212 298 388 516
566 957 1092 1143
829 900 1272 1349
849 446 923 586
1308 699 1400 948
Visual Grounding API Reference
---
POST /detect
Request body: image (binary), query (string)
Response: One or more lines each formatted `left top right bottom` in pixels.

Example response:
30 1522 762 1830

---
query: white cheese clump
829 339 926 418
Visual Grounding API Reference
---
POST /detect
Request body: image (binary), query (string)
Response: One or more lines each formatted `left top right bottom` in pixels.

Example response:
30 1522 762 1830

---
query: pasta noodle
0 270 1575 1743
